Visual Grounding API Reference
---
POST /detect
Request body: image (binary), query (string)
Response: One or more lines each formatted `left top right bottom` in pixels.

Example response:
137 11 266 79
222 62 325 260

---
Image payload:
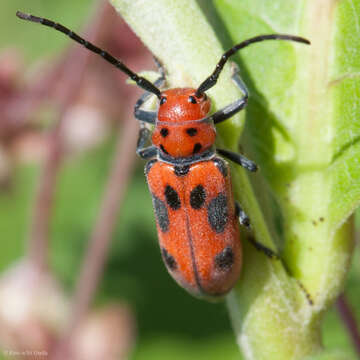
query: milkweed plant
110 0 360 359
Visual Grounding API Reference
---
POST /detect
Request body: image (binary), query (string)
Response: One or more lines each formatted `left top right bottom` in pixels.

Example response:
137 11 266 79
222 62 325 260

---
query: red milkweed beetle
16 11 310 300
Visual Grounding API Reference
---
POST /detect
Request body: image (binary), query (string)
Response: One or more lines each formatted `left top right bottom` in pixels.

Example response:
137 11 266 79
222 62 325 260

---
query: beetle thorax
152 88 216 158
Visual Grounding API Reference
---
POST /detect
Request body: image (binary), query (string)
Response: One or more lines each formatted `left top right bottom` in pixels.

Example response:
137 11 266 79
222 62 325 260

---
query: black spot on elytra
186 127 198 136
164 185 181 210
215 246 234 270
190 185 206 209
174 165 190 177
160 144 169 155
213 157 228 177
145 159 157 175
162 248 177 270
160 128 169 137
207 193 228 233
152 195 169 232
193 143 202 154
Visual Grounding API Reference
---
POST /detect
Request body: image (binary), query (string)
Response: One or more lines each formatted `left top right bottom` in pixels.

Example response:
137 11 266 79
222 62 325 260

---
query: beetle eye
160 97 167 105
188 96 197 104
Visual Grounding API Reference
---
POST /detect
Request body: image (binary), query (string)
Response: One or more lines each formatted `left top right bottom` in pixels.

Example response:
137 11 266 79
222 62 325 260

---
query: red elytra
16 10 310 300
146 156 241 299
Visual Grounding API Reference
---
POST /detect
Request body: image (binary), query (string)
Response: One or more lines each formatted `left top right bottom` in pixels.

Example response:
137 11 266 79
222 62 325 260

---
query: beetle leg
137 145 158 159
235 201 279 259
217 148 258 172
247 236 279 259
136 126 158 159
134 59 166 124
211 63 248 125
135 58 166 159
234 201 251 228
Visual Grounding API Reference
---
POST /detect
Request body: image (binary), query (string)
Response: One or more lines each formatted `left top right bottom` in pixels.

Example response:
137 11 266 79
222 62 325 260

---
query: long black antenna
195 34 310 97
16 11 161 99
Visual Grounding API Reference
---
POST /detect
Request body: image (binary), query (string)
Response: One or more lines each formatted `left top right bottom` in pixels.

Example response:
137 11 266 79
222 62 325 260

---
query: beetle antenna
195 34 310 97
16 11 162 99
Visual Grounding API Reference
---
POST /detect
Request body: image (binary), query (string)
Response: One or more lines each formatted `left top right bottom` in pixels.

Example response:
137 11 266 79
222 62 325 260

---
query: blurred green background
0 1 359 359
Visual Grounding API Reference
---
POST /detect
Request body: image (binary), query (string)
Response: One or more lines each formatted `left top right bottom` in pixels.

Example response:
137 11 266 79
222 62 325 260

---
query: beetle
16 11 310 300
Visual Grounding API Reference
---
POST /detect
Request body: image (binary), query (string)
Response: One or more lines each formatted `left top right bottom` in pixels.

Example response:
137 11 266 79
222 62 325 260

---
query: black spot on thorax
160 128 169 137
186 127 198 136
160 144 169 155
193 143 202 154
